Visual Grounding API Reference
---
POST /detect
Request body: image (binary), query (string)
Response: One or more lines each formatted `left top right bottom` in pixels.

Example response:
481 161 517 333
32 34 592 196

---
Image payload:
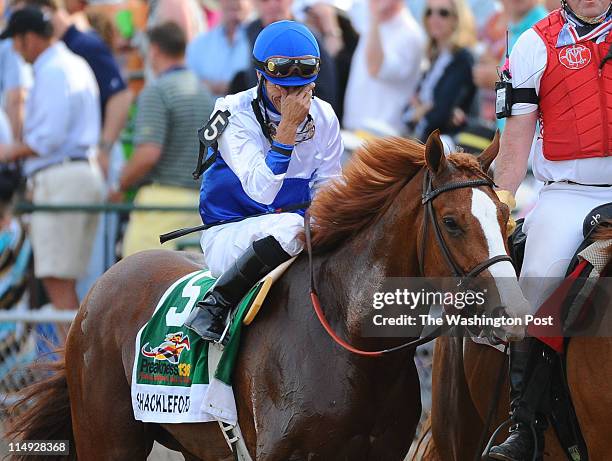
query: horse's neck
315 184 423 339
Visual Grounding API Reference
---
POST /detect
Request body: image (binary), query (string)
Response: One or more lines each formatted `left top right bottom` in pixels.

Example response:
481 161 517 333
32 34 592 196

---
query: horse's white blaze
470 189 531 321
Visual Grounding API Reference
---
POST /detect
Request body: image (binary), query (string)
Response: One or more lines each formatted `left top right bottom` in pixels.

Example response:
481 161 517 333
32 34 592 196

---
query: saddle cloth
528 238 612 352
131 270 262 425
130 256 297 424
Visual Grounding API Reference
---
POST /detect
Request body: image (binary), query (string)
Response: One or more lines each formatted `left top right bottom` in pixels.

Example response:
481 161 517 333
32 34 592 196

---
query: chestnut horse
565 226 612 459
424 226 612 461
8 132 522 461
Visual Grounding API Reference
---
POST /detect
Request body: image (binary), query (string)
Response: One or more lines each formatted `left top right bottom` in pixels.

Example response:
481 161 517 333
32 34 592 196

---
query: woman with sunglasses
405 0 477 142
184 20 344 343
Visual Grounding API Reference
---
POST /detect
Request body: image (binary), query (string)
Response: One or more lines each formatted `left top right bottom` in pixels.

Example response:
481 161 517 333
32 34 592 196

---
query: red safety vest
533 10 612 161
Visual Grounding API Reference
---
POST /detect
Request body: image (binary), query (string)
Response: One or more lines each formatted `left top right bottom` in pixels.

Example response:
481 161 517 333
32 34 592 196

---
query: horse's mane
310 137 426 248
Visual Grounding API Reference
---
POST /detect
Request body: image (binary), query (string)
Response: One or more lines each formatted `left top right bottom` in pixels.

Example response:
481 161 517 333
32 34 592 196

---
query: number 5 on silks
192 109 231 180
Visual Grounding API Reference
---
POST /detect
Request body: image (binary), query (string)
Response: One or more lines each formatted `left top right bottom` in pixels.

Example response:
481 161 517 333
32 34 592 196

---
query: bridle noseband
419 169 514 279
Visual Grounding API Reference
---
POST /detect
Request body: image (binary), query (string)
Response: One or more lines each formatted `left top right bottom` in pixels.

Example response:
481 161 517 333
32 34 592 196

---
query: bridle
419 169 514 279
305 167 515 357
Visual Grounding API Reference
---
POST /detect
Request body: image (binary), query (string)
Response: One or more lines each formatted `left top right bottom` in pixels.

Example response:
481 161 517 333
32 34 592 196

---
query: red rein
309 291 384 357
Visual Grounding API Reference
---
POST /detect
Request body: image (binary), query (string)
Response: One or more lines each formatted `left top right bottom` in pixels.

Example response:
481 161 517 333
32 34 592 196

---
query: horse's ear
478 130 501 172
425 129 447 175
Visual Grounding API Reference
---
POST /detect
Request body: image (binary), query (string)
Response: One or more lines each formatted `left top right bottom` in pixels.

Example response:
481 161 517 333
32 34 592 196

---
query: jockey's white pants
519 182 612 313
200 212 304 278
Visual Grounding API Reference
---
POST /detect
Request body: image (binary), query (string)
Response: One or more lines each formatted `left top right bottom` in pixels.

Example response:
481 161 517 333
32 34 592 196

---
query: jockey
184 20 343 343
489 1 612 460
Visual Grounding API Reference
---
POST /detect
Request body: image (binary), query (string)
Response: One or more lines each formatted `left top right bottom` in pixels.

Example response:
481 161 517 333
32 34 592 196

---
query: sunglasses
425 7 454 18
254 55 320 79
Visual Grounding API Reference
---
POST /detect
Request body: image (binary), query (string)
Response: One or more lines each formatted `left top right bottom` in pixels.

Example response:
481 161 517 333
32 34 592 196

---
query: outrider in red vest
533 9 612 161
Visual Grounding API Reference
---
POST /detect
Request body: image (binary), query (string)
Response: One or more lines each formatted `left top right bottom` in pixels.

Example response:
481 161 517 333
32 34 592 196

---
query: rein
305 169 514 357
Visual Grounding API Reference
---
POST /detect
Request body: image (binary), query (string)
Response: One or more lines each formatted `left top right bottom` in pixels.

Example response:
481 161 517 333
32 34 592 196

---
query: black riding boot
184 236 291 342
489 338 552 461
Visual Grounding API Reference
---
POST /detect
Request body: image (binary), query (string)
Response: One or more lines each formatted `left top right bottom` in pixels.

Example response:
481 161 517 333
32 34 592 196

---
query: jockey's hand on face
280 83 314 126
275 83 315 146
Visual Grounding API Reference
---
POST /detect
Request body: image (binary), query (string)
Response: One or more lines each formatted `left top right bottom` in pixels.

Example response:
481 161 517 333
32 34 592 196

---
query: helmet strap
253 77 273 142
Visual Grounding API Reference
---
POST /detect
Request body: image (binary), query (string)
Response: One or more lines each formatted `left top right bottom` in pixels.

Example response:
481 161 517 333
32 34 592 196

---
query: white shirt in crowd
510 28 612 185
0 109 13 144
342 7 425 135
0 39 32 106
23 41 100 177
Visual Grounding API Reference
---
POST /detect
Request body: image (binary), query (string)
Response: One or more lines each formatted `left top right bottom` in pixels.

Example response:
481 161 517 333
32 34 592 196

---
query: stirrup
216 313 232 346
482 418 513 460
483 419 539 461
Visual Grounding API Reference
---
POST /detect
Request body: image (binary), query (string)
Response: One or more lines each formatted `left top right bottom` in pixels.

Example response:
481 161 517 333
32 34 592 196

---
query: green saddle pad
131 270 262 424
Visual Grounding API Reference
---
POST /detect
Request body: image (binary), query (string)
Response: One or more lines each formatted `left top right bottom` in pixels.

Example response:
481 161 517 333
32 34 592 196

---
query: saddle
567 201 612 274
241 257 296 326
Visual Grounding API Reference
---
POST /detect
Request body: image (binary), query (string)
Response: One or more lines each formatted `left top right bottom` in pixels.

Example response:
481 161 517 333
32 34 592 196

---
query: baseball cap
0 7 53 40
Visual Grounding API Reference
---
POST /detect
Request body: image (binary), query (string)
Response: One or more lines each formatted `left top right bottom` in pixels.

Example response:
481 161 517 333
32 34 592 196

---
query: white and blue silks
199 86 343 277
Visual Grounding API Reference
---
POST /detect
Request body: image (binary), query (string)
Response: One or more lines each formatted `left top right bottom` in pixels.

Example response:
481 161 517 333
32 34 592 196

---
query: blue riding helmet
253 20 321 87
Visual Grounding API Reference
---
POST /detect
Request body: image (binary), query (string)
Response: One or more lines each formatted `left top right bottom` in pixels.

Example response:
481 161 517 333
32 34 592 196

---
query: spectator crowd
0 0 560 316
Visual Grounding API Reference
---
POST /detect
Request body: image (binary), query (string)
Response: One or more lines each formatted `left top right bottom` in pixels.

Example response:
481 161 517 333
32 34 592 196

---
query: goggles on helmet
254 55 320 79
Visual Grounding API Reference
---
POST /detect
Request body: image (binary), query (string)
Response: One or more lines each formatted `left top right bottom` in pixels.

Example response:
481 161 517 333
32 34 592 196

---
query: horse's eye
442 217 461 234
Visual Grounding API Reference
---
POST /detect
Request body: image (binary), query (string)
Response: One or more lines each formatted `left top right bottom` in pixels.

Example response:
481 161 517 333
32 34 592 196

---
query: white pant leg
200 212 304 277
519 183 612 313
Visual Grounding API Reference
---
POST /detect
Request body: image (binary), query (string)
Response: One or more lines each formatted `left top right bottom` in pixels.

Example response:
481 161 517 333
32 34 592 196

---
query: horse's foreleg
431 337 485 461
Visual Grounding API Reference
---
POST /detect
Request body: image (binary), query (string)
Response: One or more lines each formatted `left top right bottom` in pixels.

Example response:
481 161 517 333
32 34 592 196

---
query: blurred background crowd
0 0 559 321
